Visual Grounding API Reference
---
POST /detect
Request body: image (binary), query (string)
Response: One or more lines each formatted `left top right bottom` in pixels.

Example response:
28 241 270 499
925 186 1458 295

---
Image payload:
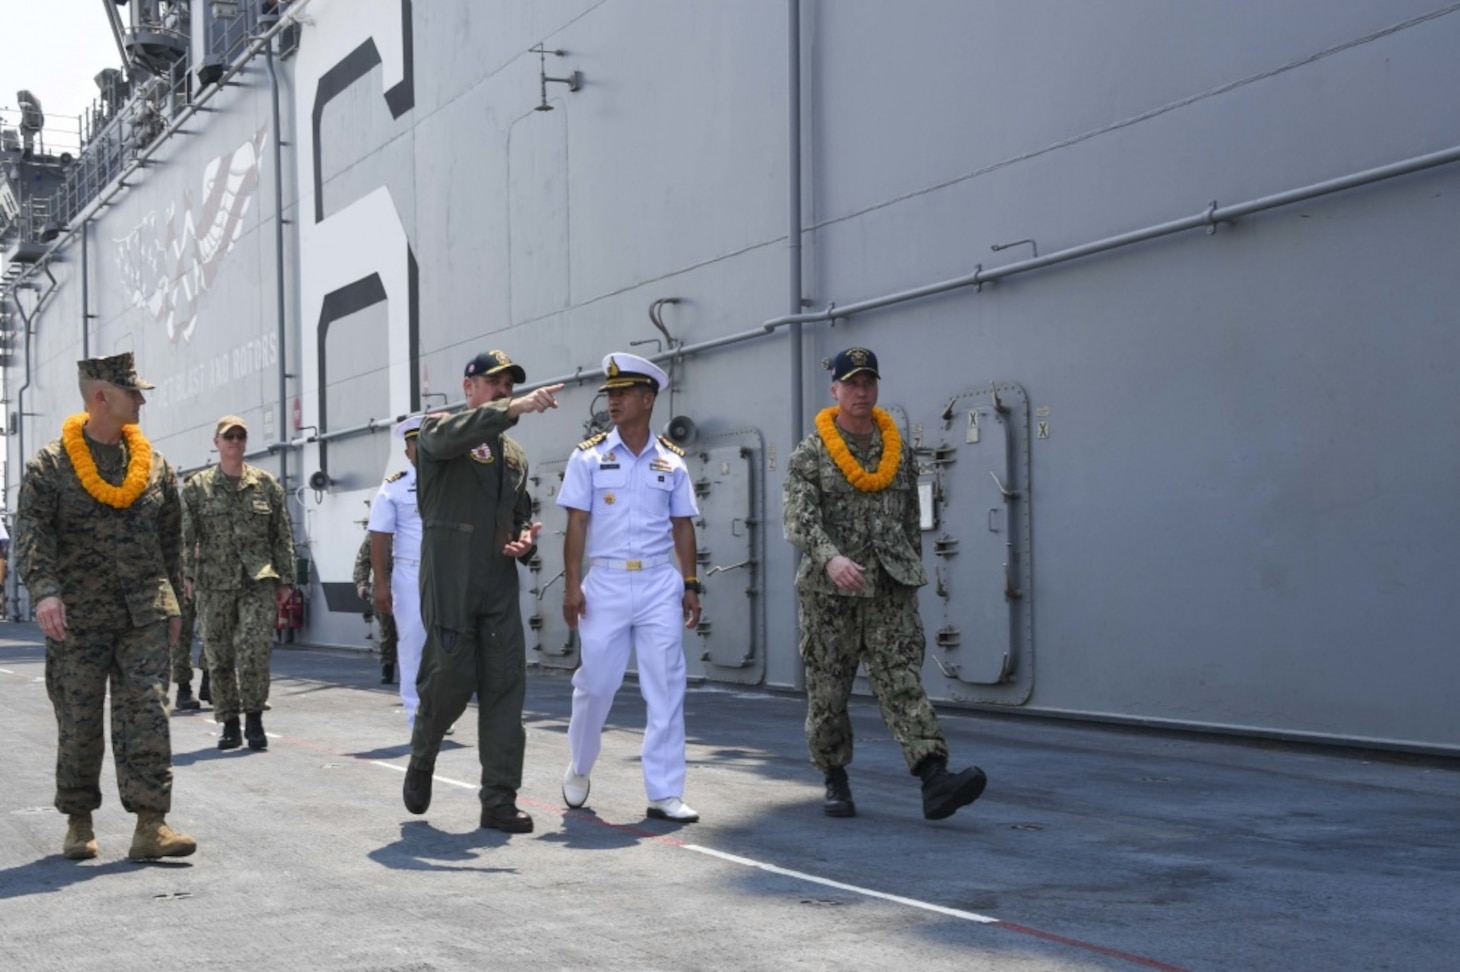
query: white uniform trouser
567 564 688 801
391 559 426 725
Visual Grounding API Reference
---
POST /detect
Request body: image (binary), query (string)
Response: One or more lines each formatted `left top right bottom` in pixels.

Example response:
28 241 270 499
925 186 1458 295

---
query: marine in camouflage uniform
401 350 562 834
353 530 397 682
14 352 196 860
180 414 295 752
783 347 987 821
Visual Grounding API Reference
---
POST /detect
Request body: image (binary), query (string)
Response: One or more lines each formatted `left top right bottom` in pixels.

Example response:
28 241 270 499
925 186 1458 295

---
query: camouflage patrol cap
77 352 156 390
828 347 880 382
215 414 248 436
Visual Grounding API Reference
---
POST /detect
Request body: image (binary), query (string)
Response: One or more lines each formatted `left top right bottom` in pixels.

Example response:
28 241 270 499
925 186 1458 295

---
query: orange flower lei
815 406 902 492
61 413 153 509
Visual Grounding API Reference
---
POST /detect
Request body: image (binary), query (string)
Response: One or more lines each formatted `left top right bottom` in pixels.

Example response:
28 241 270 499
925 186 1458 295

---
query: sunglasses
219 431 248 441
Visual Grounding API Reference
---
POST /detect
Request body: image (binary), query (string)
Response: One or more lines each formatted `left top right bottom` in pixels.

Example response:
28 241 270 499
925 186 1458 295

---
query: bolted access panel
522 458 578 670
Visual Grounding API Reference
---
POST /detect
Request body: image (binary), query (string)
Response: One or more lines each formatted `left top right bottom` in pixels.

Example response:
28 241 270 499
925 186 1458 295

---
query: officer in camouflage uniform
783 347 987 821
181 415 296 752
401 350 562 834
353 530 398 683
14 352 197 860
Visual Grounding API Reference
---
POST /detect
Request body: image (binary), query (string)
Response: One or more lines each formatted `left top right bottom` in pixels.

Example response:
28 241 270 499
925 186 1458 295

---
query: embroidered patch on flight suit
470 444 495 464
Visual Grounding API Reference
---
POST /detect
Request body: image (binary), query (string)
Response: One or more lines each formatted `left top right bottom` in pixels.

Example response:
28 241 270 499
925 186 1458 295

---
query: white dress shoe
562 766 590 808
646 797 699 823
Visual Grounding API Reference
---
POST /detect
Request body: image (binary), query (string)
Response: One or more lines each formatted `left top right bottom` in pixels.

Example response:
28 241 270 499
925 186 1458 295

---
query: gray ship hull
3 0 1458 754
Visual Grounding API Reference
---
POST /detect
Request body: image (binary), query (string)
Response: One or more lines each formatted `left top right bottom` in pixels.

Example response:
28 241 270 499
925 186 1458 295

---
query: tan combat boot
128 811 197 860
62 812 99 860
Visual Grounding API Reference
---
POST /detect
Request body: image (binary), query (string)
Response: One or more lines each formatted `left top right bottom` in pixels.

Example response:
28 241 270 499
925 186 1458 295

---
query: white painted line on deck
372 761 475 789
686 843 999 923
361 748 1186 969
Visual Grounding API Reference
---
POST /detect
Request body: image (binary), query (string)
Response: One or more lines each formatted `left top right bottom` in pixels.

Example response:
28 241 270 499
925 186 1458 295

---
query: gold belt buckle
625 560 642 571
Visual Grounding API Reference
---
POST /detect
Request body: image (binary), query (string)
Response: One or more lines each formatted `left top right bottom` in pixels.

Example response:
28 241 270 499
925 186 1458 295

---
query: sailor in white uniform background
368 415 427 728
558 353 704 822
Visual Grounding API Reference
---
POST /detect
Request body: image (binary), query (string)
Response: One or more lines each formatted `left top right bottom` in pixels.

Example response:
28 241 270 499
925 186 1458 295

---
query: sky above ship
0 0 121 154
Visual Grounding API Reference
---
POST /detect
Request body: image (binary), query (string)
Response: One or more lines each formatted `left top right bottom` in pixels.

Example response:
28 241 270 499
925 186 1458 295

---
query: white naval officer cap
599 352 669 394
395 414 423 440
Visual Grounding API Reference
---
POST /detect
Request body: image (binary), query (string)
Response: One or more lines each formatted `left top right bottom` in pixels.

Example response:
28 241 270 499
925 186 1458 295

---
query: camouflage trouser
45 621 174 814
377 610 398 665
199 581 277 722
169 594 201 683
798 585 947 775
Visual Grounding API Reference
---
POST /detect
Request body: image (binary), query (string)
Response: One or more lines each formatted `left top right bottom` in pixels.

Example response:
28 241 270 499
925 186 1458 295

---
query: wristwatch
683 576 704 595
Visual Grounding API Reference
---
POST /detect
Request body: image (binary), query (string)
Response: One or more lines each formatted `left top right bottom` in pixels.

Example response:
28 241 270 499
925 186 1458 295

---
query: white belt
394 556 421 566
590 554 673 571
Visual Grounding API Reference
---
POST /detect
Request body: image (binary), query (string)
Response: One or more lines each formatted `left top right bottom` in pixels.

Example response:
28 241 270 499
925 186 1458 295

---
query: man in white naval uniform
368 415 426 728
559 353 704 822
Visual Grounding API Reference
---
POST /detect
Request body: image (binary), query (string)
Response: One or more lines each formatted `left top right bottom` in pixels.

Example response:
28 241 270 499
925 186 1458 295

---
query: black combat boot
403 765 433 814
174 679 201 711
218 716 242 750
244 711 268 750
916 756 988 820
198 670 211 703
823 766 856 818
381 662 395 684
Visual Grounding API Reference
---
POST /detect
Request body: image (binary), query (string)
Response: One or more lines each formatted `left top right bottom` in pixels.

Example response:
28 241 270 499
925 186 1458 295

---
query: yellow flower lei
61 413 153 509
815 406 902 492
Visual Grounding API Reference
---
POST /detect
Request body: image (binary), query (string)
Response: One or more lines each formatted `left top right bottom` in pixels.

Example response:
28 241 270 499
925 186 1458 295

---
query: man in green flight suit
402 350 563 833
15 352 197 860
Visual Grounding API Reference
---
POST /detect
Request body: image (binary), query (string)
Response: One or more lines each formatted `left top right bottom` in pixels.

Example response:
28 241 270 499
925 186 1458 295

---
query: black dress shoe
480 803 533 833
403 766 433 814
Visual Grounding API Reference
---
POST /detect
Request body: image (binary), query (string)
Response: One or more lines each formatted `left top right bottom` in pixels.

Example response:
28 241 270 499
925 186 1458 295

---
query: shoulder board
386 471 407 483
656 434 686 456
577 432 609 451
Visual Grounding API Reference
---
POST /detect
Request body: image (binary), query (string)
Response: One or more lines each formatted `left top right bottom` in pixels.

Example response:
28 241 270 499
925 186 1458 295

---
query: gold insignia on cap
490 349 512 365
607 357 620 377
849 348 870 366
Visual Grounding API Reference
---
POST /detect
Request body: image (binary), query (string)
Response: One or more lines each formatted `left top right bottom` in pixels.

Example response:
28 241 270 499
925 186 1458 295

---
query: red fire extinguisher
276 586 305 641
